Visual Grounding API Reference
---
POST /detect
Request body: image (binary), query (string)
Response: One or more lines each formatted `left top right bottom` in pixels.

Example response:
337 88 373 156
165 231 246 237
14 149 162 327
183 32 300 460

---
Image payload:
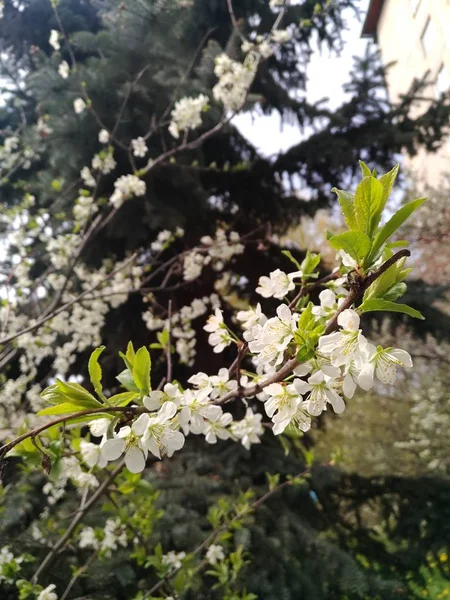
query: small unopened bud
41 454 52 475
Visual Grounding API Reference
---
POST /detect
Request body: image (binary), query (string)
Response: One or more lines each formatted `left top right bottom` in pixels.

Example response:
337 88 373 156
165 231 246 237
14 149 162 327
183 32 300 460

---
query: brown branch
166 299 173 382
0 405 147 460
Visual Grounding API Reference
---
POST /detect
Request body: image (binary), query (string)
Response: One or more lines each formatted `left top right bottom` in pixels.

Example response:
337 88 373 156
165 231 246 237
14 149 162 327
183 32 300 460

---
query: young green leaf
55 379 102 408
354 176 385 238
41 383 65 405
370 197 426 260
359 160 372 178
331 188 357 230
37 402 96 416
378 163 399 210
282 249 302 271
133 347 152 395
88 346 106 401
328 231 371 265
300 250 321 278
359 298 424 319
116 369 139 392
108 391 140 407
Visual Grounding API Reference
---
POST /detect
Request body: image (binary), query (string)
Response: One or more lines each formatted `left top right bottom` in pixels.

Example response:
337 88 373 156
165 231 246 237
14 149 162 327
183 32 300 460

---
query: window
436 64 450 97
421 18 435 57
410 0 421 16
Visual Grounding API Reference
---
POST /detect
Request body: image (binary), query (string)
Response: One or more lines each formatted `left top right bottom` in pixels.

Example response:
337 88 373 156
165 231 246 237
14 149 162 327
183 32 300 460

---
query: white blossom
49 29 60 51
256 269 302 299
178 390 222 435
169 94 209 138
318 309 368 367
206 544 225 564
58 60 70 79
131 136 148 157
133 401 185 459
110 174 146 209
98 129 109 144
231 408 264 450
144 382 183 410
38 584 58 600
101 425 148 473
271 29 292 44
359 343 413 387
213 53 257 111
73 98 86 114
204 412 233 443
80 166 96 187
80 440 108 469
162 551 186 570
305 370 345 416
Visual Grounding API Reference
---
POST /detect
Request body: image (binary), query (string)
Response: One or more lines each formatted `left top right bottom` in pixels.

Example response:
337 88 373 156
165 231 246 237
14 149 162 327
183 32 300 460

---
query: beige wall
376 0 450 186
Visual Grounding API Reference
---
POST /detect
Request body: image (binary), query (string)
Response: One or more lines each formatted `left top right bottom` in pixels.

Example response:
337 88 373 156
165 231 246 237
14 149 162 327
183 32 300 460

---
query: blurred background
0 0 449 598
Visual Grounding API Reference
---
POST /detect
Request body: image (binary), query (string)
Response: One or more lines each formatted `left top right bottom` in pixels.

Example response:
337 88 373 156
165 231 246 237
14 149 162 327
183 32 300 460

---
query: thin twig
32 459 125 583
146 462 330 597
166 299 173 382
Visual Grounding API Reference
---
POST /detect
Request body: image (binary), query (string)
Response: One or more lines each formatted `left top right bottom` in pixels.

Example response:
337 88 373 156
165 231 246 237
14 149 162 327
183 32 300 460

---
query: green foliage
359 298 424 320
88 345 107 401
294 303 325 362
330 166 425 272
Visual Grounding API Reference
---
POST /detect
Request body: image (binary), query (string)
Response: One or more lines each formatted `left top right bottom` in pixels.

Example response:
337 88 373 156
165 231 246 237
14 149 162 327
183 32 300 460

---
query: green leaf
359 298 424 319
55 379 102 408
116 369 139 392
300 250 321 278
354 176 385 238
41 384 65 405
157 329 169 348
378 164 399 210
108 391 139 407
370 197 426 259
37 402 94 416
88 346 106 401
386 240 409 249
282 249 302 271
297 302 315 330
383 282 407 302
331 187 357 230
359 160 372 178
133 347 151 394
328 231 371 265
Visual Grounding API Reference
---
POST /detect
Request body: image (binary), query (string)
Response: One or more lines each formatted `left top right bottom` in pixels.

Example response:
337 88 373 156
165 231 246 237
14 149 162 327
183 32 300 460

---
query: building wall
376 0 450 186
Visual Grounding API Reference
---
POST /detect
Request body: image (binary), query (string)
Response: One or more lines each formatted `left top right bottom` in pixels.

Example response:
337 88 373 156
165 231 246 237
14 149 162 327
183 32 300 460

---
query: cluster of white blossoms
109 174 146 208
78 518 128 556
199 266 413 439
183 228 244 281
0 546 23 584
241 29 292 58
80 364 265 474
213 52 258 111
168 93 209 139
92 150 116 174
73 194 98 225
150 226 184 253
